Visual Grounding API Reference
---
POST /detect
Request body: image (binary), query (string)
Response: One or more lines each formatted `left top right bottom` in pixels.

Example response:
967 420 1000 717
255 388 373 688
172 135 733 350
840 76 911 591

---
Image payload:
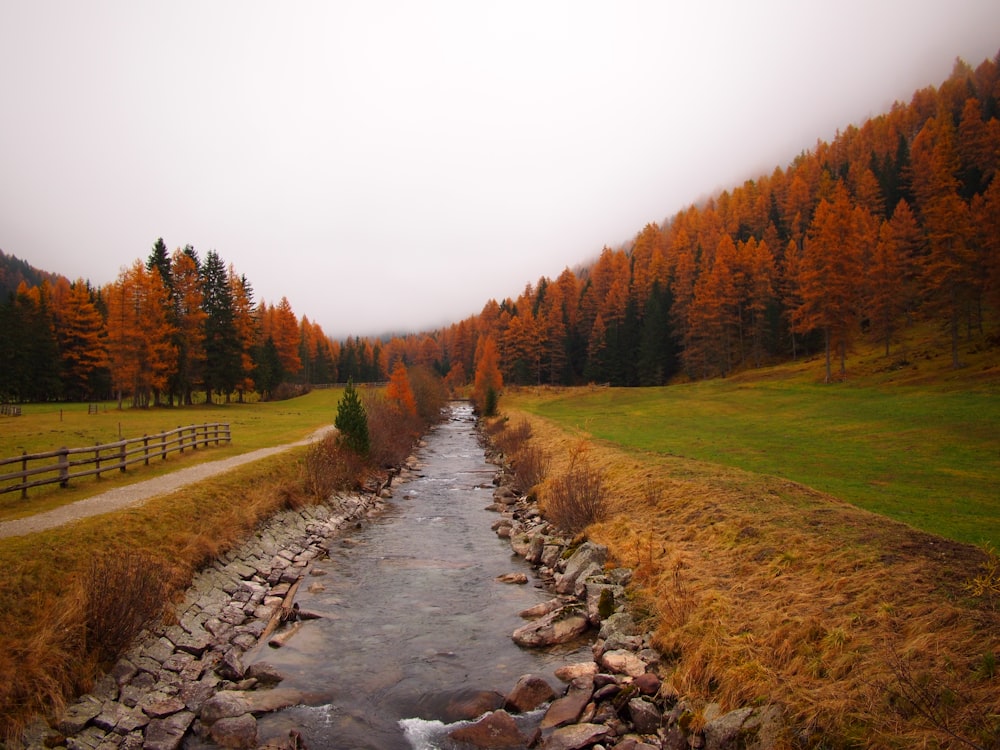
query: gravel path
0 427 334 540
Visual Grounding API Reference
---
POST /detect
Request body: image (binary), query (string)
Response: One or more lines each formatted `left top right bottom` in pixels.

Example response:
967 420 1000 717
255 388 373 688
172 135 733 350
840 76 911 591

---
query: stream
247 402 589 749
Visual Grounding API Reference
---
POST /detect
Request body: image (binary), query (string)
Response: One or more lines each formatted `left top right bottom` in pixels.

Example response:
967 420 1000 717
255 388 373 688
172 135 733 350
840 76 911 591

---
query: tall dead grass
508 407 1000 749
0 450 314 744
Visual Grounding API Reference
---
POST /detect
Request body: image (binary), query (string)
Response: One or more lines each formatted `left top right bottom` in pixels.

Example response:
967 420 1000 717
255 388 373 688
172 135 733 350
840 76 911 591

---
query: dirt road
0 428 333 540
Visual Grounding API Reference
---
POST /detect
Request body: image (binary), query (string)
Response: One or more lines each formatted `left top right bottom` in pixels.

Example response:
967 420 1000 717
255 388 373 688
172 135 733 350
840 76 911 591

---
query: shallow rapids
246 402 588 749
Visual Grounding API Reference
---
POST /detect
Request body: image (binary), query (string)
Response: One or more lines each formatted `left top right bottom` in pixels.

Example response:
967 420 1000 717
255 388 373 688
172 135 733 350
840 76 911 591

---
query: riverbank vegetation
481 345 998 747
0 366 448 743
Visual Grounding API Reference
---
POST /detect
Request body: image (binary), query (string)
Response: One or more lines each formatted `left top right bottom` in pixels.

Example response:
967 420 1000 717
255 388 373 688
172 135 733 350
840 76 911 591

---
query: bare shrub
511 445 549 495
84 552 167 667
364 392 420 469
305 433 365 497
544 454 609 535
494 418 532 456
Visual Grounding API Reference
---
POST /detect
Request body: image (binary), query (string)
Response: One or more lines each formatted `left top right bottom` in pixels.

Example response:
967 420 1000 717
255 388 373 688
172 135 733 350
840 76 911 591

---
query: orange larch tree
55 280 109 401
472 335 502 416
385 359 417 418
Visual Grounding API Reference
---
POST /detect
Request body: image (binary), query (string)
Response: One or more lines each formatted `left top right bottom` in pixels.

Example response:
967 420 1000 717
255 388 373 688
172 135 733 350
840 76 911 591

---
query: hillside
0 250 67 300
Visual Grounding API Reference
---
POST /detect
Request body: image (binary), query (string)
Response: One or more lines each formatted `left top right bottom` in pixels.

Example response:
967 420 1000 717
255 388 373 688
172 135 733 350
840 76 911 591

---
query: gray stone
57 696 103 735
627 697 662 734
200 691 251 726
216 648 245 681
540 676 594 729
512 605 590 648
141 710 195 750
554 542 607 595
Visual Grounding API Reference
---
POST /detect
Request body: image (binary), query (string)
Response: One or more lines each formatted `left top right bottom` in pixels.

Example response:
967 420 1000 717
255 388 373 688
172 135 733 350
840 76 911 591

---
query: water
250 403 589 749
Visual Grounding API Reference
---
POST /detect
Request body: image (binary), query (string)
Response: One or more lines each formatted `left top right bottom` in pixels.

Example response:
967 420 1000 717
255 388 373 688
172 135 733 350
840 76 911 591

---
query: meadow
511 376 1000 549
0 387 344 522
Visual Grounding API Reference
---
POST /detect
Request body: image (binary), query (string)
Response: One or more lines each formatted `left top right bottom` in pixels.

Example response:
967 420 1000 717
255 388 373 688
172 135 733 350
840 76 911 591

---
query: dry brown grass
0 449 314 743
510 407 1000 749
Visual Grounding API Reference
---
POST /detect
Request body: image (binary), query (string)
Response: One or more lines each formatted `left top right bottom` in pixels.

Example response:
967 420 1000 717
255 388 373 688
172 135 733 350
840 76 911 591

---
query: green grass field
0 387 345 521
511 378 1000 549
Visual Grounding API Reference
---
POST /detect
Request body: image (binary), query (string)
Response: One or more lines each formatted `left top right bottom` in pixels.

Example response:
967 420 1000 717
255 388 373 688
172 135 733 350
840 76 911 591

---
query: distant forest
2 52 998 404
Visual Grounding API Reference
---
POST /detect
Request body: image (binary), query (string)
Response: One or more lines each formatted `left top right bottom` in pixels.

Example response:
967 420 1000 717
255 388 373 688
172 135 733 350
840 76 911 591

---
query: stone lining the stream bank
475 446 785 750
26 487 390 750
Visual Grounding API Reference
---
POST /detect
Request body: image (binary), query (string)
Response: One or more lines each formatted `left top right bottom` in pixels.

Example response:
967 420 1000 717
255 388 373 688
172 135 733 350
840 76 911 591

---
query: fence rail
0 423 231 498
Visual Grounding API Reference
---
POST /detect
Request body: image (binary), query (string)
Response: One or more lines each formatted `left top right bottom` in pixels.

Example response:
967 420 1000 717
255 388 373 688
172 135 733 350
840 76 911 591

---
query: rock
627 697 662 734
541 722 611 750
437 689 506 722
142 696 187 719
142 710 195 750
633 672 661 696
512 605 590 648
599 649 647 678
553 661 598 682
540 676 594 729
703 705 783 750
448 709 527 748
200 692 250 726
209 713 258 749
505 674 556 713
496 572 528 584
56 696 102 735
217 648 245 681
554 542 607 595
519 597 565 619
246 662 285 685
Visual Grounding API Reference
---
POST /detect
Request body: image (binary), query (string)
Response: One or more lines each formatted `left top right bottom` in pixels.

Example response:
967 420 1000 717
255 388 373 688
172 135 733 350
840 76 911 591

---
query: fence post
193 424 198 450
178 426 184 454
161 431 167 460
95 443 102 479
58 447 69 488
21 451 27 499
144 435 150 466
118 440 126 472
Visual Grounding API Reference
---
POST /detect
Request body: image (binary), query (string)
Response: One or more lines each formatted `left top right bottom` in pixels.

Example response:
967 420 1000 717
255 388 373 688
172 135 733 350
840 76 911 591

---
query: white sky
1 1 998 338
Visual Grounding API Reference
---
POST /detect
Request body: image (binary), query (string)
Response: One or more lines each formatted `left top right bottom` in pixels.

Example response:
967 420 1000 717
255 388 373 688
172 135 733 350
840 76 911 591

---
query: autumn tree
230 268 258 400
791 182 863 382
106 261 177 407
385 359 417 418
55 280 109 400
472 335 502 416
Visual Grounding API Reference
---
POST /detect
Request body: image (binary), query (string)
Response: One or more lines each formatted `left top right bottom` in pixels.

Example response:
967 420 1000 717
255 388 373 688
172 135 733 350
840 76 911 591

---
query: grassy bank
511 378 999 549
0 388 344 522
0 447 315 742
501 407 999 747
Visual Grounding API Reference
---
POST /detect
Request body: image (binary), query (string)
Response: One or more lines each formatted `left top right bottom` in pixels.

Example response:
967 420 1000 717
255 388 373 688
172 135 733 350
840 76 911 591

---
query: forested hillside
409 54 999 387
2 53 998 404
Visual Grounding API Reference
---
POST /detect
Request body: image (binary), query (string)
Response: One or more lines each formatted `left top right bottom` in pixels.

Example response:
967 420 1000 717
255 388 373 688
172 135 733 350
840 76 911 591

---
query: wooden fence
0 423 231 499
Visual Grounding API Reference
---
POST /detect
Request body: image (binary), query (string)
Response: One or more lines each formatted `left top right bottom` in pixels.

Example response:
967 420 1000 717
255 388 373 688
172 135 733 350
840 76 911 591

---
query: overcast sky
1 2 998 338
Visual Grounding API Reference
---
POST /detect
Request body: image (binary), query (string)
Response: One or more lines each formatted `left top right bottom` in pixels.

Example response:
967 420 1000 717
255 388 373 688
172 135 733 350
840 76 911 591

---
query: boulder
600 649 647 678
540 676 594 729
627 697 662 734
448 709 527 748
505 674 556 713
142 710 196 750
209 713 258 749
512 605 590 648
541 722 611 750
554 542 607 595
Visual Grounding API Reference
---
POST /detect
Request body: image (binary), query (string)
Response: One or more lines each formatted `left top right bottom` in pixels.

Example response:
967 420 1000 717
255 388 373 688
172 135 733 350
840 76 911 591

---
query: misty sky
1 2 998 338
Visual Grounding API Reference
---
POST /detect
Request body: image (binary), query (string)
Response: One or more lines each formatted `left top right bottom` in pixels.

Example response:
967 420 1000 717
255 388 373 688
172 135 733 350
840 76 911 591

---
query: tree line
2 53 998 404
0 240 391 406
388 53 1000 386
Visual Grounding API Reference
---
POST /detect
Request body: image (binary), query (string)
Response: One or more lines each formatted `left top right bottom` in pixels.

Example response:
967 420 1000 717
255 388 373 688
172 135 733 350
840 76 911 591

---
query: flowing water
248 403 589 749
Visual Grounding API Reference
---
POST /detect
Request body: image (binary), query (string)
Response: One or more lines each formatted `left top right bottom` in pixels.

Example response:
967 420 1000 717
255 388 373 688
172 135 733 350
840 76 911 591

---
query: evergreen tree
201 250 241 400
335 379 369 456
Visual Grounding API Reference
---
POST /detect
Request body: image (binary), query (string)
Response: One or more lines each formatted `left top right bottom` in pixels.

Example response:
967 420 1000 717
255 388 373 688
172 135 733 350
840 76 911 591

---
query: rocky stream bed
27 425 782 750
